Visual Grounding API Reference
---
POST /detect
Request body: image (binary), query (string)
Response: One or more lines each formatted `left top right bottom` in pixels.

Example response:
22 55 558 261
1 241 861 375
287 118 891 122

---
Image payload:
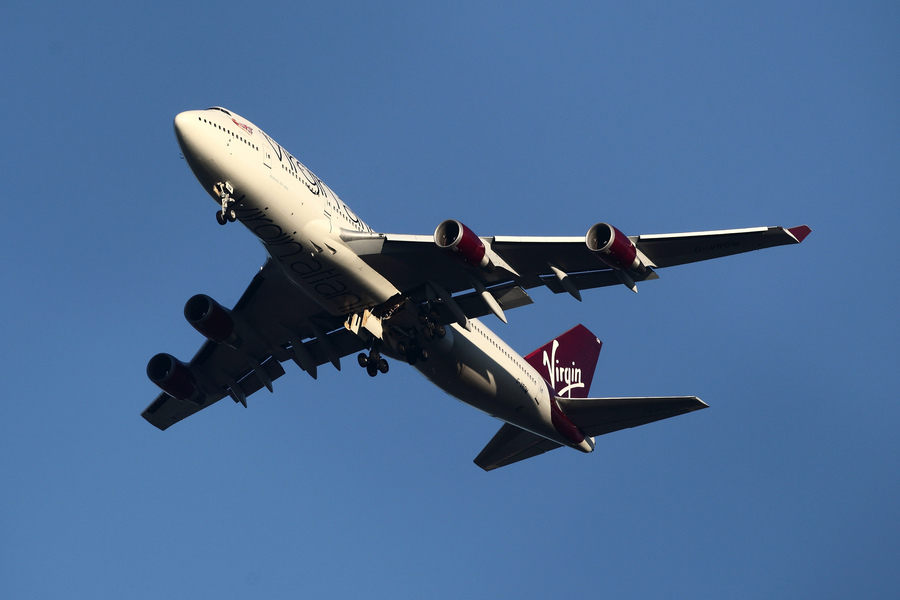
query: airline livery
143 107 811 470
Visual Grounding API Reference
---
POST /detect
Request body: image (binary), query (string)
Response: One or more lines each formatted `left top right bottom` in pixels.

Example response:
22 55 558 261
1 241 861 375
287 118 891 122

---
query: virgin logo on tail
525 324 603 399
543 340 584 398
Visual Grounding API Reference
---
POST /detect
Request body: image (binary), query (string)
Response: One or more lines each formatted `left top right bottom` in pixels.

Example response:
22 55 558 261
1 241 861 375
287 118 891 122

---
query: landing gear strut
213 182 237 225
357 349 389 377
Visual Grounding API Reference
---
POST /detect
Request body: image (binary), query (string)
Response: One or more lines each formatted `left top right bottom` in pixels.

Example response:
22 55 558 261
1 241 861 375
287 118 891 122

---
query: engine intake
147 353 202 404
184 294 240 347
586 222 644 272
434 219 492 271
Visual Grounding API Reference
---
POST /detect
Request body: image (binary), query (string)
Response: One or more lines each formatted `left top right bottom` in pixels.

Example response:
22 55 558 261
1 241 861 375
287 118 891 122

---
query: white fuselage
173 107 592 453
414 319 555 434
174 108 399 316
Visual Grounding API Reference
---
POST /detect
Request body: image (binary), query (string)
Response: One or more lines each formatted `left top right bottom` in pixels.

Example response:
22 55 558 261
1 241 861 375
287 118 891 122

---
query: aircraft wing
141 259 366 431
474 396 708 471
345 225 811 301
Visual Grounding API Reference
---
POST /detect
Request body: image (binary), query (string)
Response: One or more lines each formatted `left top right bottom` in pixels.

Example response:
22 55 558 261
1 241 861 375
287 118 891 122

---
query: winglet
787 225 811 243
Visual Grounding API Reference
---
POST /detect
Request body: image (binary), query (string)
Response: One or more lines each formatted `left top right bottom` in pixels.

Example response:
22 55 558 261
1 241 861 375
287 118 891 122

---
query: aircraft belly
182 114 400 317
415 323 553 438
235 170 400 316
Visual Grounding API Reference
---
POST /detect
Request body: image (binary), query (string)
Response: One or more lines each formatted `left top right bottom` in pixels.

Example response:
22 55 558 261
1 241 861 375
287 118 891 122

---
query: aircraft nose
173 110 198 150
173 110 217 186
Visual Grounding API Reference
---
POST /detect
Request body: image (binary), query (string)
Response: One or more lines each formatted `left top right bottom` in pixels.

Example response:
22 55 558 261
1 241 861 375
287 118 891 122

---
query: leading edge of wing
350 224 810 299
635 225 811 268
635 224 811 243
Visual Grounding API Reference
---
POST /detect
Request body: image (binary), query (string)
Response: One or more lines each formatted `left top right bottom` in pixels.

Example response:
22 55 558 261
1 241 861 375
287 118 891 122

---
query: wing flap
474 423 563 471
557 396 709 437
141 353 287 431
426 283 534 326
539 268 660 295
142 328 367 431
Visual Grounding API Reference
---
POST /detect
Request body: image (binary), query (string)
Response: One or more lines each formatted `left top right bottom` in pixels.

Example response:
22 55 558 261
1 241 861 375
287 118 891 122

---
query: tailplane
474 395 708 471
474 324 707 471
524 324 603 399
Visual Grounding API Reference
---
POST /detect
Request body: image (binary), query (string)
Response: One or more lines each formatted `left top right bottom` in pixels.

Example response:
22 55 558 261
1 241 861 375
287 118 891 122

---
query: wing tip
787 225 811 243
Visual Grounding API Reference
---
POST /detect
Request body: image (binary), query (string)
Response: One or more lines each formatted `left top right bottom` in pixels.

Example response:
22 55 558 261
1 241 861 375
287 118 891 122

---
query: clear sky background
1 2 897 598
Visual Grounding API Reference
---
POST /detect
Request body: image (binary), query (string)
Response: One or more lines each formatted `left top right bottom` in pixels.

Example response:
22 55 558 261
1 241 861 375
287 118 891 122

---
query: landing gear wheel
378 358 389 374
358 353 369 368
213 182 236 225
367 364 378 377
434 324 446 338
418 348 429 361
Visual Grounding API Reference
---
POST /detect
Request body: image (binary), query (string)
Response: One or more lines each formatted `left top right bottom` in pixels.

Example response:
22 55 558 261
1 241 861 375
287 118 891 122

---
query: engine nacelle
147 353 202 403
586 222 644 272
184 294 241 347
434 219 492 271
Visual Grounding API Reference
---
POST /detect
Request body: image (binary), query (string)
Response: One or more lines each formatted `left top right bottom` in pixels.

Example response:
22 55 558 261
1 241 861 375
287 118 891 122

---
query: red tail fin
524 324 603 399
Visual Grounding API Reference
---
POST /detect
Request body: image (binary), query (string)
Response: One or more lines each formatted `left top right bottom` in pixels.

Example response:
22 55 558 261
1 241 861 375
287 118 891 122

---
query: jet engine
184 294 242 348
586 222 645 273
434 219 493 271
147 353 202 404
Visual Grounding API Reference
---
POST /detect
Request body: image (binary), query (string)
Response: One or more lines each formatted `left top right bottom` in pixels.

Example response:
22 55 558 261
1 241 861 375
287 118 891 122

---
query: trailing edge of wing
142 327 366 431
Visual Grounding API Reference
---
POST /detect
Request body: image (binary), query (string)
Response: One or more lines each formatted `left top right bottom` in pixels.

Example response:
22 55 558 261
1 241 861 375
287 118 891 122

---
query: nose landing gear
213 182 237 225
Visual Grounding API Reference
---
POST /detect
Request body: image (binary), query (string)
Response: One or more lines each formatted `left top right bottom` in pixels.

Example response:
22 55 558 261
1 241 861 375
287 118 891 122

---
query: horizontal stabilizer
474 423 563 471
474 396 707 471
557 395 708 437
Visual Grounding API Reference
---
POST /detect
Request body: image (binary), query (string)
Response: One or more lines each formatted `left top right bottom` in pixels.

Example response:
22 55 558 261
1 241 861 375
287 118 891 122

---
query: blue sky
1 1 897 598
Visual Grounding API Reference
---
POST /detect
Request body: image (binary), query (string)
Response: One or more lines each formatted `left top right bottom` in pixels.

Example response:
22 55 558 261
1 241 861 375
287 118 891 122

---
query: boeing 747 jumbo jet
143 107 810 470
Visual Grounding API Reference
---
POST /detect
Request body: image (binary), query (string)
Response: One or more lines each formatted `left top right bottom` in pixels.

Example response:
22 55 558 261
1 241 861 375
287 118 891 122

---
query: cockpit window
207 107 232 116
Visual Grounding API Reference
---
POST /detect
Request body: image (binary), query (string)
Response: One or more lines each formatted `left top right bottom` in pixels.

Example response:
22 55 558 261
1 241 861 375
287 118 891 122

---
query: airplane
143 106 811 471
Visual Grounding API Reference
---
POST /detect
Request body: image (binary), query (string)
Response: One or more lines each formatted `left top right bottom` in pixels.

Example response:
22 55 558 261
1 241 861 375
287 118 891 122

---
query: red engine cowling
184 294 240 347
586 222 643 272
434 219 492 270
147 353 202 403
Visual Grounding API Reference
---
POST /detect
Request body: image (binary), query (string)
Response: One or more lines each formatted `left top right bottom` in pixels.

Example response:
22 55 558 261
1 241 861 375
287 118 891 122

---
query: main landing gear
396 342 429 366
213 181 237 225
352 308 446 375
418 310 446 341
358 349 389 378
393 310 444 366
